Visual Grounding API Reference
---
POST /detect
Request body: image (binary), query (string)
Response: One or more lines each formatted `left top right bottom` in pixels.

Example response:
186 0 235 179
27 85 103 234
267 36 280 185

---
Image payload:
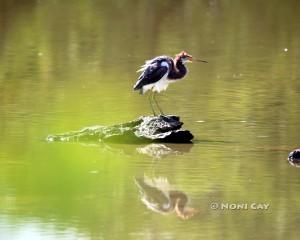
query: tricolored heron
133 51 207 115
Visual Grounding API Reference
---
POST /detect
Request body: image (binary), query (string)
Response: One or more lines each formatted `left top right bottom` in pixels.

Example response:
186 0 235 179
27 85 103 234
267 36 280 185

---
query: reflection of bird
135 176 198 220
133 51 207 115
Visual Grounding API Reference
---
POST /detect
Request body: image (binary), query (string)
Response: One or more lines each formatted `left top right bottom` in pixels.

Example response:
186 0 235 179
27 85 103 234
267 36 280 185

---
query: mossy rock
47 115 194 143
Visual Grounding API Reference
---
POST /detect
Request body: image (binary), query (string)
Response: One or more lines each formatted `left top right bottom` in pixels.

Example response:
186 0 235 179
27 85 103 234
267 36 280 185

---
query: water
1 0 300 239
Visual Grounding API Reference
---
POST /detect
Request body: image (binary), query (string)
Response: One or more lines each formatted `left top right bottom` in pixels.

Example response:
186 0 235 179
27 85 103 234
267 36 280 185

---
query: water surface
1 0 300 239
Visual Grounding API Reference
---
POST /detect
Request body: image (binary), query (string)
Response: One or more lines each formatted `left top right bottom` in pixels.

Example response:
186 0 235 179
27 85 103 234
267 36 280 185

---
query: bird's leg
153 92 165 116
148 92 157 116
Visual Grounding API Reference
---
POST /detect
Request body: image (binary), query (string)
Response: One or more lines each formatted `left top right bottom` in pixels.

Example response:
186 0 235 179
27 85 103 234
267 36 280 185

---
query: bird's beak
192 57 208 63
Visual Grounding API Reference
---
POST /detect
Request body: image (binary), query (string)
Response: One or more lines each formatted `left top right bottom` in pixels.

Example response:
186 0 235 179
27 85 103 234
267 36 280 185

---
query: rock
288 149 300 167
46 115 194 143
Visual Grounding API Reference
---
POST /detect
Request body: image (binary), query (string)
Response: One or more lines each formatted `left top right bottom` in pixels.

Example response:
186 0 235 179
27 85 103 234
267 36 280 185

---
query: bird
133 51 207 116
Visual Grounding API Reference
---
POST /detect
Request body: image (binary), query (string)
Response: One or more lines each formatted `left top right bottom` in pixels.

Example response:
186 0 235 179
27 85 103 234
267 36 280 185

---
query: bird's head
175 51 208 64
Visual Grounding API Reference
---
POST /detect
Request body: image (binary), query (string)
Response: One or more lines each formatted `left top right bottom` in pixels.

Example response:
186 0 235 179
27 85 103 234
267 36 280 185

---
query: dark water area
0 0 300 239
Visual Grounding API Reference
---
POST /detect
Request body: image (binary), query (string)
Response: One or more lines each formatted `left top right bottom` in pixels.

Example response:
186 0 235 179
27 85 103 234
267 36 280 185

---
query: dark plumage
133 56 170 94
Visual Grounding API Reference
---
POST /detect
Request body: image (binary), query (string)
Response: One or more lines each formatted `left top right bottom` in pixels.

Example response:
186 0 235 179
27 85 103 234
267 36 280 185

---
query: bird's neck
168 59 187 80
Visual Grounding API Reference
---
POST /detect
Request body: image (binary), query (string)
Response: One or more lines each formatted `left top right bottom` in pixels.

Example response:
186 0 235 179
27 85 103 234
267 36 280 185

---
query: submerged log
46 115 194 143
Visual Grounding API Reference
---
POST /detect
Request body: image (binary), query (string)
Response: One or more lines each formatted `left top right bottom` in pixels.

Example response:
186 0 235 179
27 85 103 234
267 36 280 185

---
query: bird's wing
137 56 169 72
137 59 154 73
133 58 170 92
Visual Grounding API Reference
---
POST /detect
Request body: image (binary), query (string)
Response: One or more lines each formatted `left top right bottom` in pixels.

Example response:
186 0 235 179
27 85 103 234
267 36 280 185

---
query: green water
1 0 300 239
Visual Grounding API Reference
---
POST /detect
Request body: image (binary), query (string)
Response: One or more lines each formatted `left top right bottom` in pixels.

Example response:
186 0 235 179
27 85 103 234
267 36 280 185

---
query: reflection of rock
46 115 193 143
135 176 198 220
136 143 193 158
288 149 300 167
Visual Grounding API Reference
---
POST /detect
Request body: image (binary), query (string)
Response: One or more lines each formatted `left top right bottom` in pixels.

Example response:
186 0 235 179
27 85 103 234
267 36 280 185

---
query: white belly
142 73 169 93
153 78 169 92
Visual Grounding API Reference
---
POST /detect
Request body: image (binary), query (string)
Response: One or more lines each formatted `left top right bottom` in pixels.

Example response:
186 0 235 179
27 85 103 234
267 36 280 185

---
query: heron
133 51 207 115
